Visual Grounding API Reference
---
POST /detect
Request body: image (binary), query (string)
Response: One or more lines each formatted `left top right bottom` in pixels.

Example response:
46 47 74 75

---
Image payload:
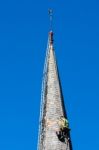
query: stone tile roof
38 32 72 150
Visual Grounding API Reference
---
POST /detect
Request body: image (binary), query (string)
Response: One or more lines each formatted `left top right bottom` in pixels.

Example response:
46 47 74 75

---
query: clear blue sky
0 0 99 149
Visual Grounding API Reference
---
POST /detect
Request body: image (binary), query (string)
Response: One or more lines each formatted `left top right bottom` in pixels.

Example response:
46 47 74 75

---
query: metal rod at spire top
48 9 53 30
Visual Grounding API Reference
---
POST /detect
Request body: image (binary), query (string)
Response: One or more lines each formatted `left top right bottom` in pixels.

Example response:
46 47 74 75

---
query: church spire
37 11 72 150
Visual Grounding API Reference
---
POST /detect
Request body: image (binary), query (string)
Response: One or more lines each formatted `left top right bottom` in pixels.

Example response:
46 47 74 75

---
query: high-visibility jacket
58 118 69 130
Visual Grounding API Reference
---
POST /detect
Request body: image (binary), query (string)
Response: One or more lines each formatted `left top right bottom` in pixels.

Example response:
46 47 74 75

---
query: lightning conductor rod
48 9 54 45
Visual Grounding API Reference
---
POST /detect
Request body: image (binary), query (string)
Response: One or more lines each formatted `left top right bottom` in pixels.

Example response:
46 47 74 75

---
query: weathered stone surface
38 32 72 150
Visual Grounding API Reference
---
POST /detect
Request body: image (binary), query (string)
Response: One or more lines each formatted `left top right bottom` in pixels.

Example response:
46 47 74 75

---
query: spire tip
49 31 54 45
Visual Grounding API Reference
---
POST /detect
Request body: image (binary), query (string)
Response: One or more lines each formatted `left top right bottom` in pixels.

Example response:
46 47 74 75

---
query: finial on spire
49 31 54 45
48 9 53 31
48 9 54 45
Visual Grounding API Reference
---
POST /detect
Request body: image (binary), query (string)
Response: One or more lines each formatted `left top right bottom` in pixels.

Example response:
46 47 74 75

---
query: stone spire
37 31 72 150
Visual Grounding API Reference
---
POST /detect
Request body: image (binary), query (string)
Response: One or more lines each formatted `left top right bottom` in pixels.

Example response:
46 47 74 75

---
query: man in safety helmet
56 116 70 142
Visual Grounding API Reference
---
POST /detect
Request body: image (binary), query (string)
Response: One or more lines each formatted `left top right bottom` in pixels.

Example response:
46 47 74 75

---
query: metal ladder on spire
37 36 50 150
